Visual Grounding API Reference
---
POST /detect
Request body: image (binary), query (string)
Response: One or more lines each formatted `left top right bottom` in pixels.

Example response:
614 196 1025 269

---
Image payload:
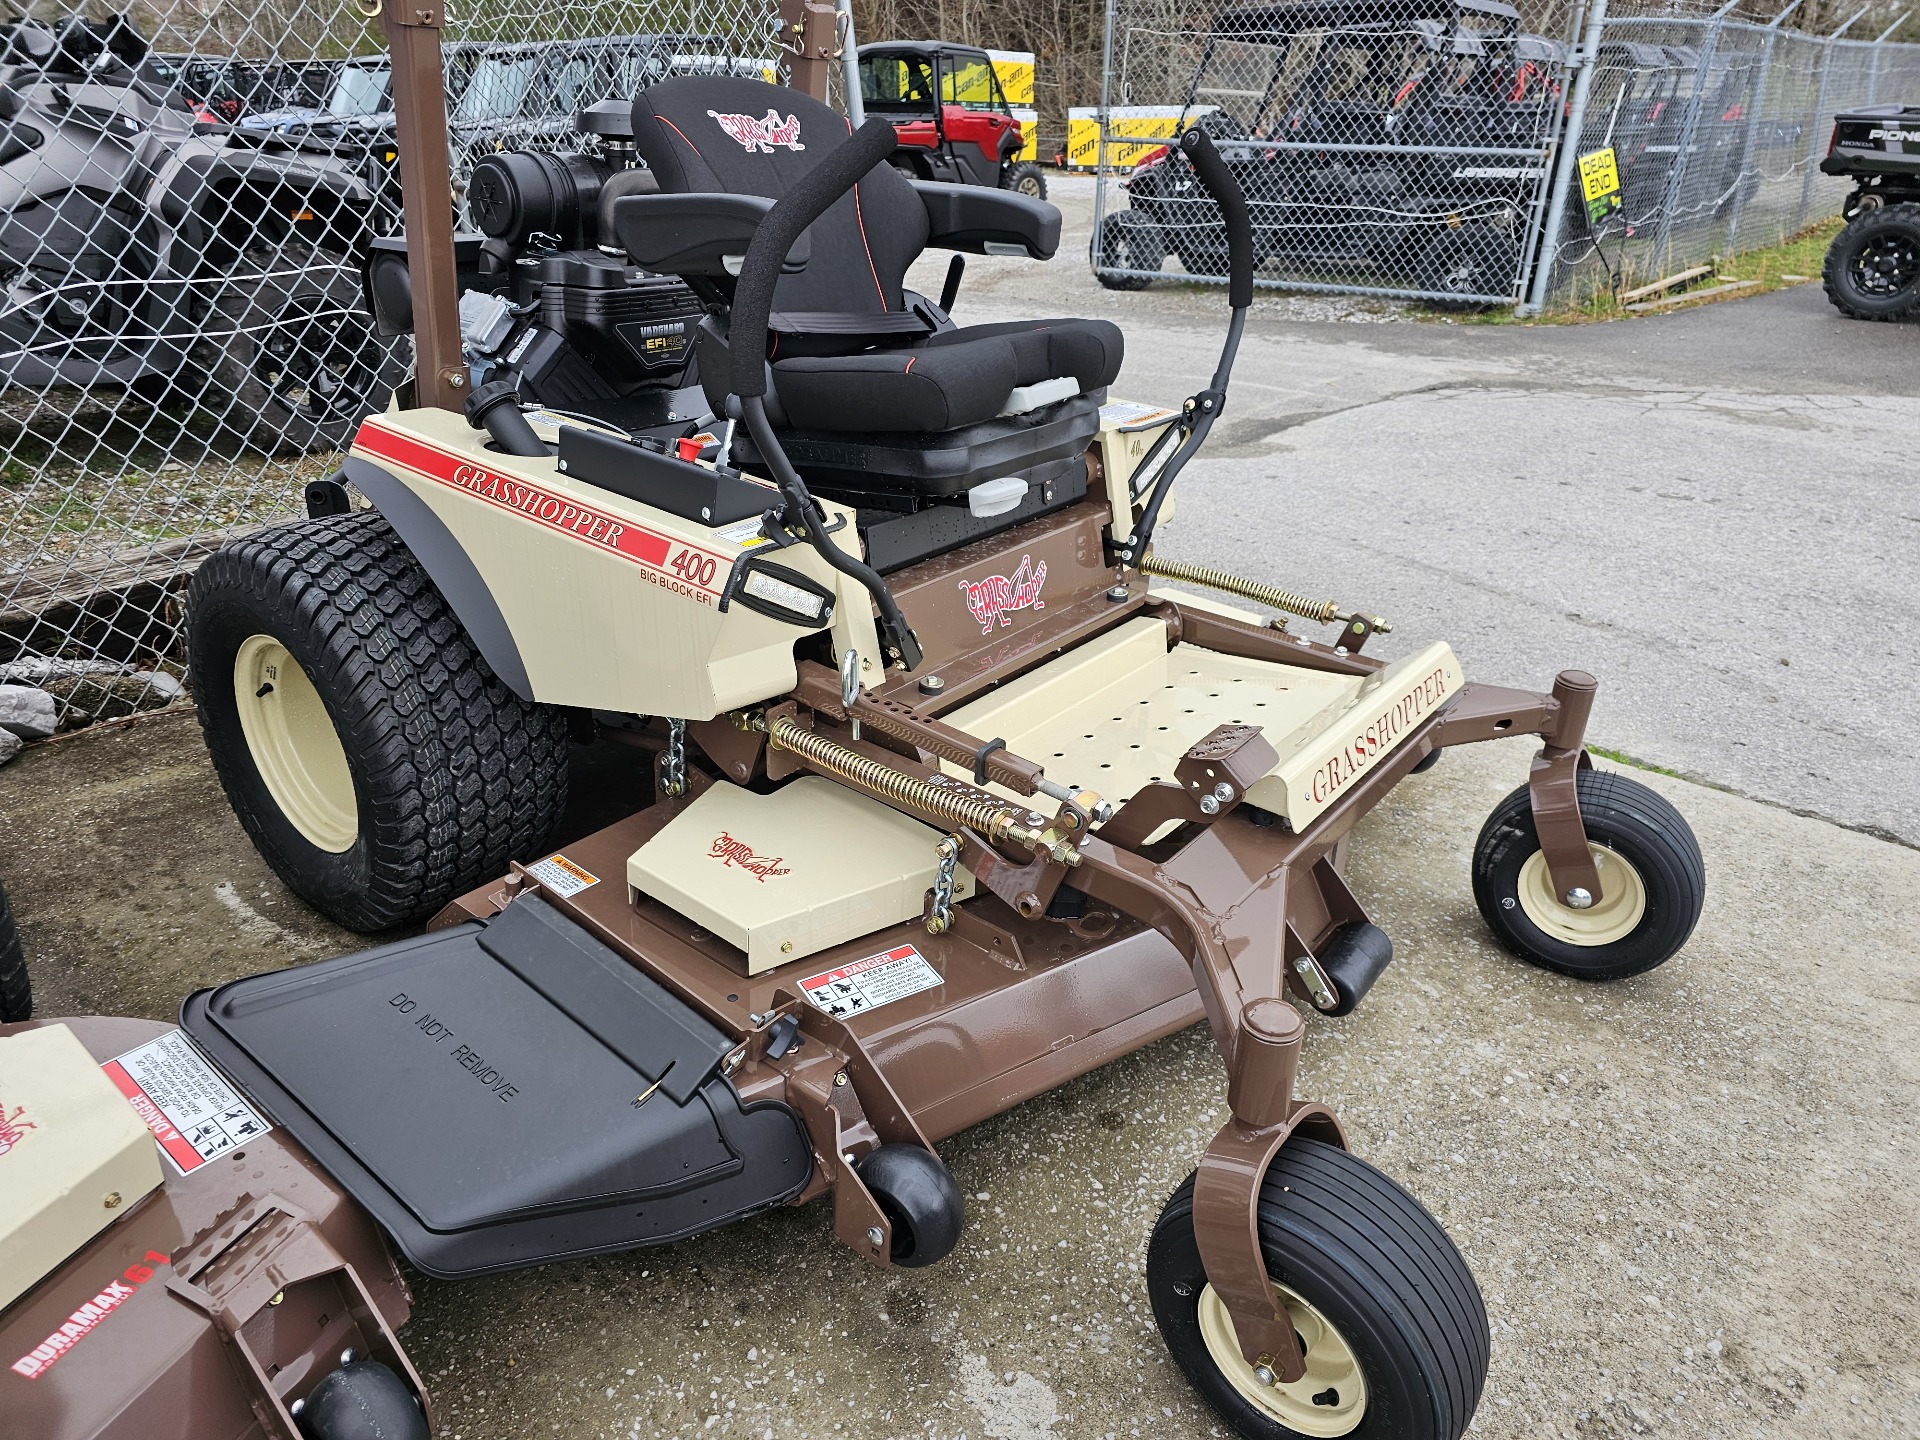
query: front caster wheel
855 1143 965 1268
1472 768 1704 981
297 1360 428 1440
1148 1139 1488 1439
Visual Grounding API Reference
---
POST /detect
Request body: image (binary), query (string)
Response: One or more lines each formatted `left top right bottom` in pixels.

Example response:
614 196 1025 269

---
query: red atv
857 41 1046 199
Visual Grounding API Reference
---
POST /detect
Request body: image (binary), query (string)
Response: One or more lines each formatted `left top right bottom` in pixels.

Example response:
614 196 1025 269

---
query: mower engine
0 1017 431 1440
365 102 708 432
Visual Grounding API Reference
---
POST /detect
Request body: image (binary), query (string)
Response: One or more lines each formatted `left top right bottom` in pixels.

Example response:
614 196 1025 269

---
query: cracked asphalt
2 173 1915 1440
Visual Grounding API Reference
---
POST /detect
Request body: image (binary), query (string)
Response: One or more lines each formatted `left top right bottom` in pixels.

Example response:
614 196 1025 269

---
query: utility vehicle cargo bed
181 896 810 1278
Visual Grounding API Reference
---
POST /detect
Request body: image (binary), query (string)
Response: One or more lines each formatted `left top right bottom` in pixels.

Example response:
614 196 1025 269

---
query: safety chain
661 718 688 797
926 835 960 935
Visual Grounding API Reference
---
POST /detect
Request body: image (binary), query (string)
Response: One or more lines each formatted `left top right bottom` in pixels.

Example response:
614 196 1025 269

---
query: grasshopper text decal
708 108 805 153
710 832 792 881
959 554 1047 633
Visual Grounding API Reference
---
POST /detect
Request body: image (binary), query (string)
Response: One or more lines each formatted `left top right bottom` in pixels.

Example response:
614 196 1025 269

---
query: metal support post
1650 0 1741 272
1519 0 1610 315
837 0 864 123
1798 6 1871 228
1090 0 1119 276
1724 0 1802 250
380 0 465 412
1867 13 1911 103
780 0 836 102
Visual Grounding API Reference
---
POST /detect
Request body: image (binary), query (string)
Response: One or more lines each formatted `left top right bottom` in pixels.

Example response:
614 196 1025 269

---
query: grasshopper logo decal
959 554 1047 633
708 108 805 153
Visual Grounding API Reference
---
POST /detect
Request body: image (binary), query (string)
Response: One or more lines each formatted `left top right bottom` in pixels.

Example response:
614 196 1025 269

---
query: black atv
0 14 403 451
1817 104 1920 321
1096 0 1562 302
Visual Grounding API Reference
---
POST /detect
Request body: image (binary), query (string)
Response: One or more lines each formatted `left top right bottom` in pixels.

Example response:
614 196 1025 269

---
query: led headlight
734 559 834 628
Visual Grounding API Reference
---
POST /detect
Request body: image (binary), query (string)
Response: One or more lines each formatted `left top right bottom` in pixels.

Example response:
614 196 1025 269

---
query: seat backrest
630 76 928 318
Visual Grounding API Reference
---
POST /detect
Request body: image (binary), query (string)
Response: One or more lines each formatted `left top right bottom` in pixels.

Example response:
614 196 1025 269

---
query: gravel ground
2 716 1915 1440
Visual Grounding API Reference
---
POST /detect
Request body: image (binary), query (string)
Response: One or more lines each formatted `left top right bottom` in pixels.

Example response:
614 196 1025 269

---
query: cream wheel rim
1515 842 1646 947
233 635 357 853
1197 1281 1368 1436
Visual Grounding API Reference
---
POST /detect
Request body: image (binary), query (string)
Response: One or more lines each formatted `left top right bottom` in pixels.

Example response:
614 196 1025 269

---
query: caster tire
1096 210 1165 290
1001 161 1048 200
187 513 571 933
298 1360 428 1440
0 879 28 1022
1409 747 1442 775
1822 203 1920 321
855 1143 965 1268
1148 1138 1488 1440
1472 768 1703 981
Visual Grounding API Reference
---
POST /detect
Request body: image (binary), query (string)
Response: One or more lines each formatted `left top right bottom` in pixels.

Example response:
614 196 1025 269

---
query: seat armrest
912 181 1060 260
611 193 811 277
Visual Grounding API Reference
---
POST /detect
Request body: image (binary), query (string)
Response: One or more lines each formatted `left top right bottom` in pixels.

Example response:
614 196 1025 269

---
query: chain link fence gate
0 0 789 730
1089 0 1580 304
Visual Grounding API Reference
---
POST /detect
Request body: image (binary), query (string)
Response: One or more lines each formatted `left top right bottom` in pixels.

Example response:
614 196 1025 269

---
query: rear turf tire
187 513 570 932
1471 768 1703 981
0 879 29 1022
1148 1139 1488 1440
1822 204 1920 321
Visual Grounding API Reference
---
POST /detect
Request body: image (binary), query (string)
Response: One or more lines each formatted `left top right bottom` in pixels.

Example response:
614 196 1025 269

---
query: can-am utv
180 68 1704 1440
858 40 1046 198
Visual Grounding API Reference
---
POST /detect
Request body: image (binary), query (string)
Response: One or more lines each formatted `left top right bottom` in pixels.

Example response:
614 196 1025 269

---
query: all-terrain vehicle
859 40 1046 198
1817 103 1920 320
179 65 1705 1440
1097 0 1562 300
0 14 402 450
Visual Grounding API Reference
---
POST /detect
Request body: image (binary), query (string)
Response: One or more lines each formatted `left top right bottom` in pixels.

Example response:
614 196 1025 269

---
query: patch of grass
1587 745 1690 781
1417 216 1846 325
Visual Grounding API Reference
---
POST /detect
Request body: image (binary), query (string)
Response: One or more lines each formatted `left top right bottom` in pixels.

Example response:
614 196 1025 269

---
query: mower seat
614 77 1120 491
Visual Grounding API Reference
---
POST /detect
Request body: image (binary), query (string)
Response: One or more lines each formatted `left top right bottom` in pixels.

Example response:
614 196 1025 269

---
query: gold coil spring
765 716 1046 849
1139 553 1341 625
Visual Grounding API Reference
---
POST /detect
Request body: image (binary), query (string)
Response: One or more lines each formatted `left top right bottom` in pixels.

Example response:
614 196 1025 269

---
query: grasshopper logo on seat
708 108 805 153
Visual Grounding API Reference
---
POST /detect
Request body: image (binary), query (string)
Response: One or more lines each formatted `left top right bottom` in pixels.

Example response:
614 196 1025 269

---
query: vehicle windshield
455 53 540 123
327 64 390 117
861 54 937 112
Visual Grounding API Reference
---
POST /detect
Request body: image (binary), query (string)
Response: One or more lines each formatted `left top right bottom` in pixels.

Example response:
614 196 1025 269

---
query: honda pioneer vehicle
1097 0 1562 300
0 15 402 450
1818 103 1920 320
859 40 1046 197
180 69 1705 1440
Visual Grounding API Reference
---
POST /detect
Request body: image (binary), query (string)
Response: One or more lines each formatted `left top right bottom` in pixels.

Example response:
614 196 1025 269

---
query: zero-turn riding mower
179 72 1705 1440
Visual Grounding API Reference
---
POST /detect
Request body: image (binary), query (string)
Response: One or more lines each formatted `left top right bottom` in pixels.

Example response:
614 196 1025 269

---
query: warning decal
524 853 601 897
101 1030 271 1176
800 944 944 1019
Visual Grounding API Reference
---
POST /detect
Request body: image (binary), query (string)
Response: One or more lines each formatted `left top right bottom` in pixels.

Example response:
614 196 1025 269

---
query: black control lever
1113 126 1255 567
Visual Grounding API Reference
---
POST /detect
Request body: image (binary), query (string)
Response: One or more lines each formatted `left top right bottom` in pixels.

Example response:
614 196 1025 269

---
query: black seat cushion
768 317 1125 433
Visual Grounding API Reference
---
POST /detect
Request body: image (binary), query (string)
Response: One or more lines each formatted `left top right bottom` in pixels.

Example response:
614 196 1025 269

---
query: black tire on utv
187 513 571 933
204 246 408 454
1416 224 1519 309
0 879 29 1023
1001 160 1048 201
1149 1139 1489 1440
1821 203 1920 321
1096 209 1166 290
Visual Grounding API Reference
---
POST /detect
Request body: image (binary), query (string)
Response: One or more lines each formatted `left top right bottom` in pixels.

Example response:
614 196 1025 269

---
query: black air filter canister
468 151 612 249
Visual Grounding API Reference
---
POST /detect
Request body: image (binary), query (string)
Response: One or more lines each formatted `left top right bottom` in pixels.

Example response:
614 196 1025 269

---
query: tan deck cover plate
627 778 974 974
946 617 1463 831
0 1024 163 1311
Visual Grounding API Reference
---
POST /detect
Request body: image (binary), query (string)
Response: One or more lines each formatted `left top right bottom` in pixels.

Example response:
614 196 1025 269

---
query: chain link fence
0 0 781 729
1089 0 1920 305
